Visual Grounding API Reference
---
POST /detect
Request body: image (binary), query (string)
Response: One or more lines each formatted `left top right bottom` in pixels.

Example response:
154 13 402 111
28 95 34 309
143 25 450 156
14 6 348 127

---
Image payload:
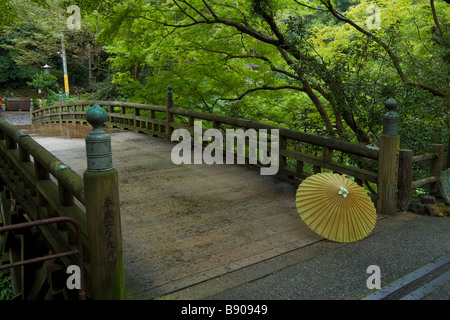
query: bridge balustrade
30 89 445 214
1 107 125 300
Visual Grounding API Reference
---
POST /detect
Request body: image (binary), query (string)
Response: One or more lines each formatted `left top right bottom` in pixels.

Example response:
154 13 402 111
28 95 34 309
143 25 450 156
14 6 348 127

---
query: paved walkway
2 111 449 300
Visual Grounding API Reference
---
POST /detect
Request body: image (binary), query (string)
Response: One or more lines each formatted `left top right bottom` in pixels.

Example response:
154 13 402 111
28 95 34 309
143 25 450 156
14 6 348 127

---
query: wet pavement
0 111 32 126
0 111 120 139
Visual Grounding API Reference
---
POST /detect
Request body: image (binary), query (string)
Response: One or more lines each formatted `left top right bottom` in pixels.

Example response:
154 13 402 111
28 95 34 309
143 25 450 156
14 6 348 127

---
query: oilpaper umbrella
295 173 376 243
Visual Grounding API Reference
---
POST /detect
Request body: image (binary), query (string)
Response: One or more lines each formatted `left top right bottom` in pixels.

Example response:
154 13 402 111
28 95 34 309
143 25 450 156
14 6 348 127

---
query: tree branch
173 0 198 23
218 52 302 80
430 0 443 40
319 0 447 97
292 0 326 11
201 0 218 19
136 9 281 47
219 85 305 101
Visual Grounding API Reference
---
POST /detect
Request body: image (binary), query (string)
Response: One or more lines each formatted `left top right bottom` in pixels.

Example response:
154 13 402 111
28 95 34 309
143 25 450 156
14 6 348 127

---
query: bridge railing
31 95 378 183
0 118 89 274
30 89 445 214
2 108 126 299
397 145 445 210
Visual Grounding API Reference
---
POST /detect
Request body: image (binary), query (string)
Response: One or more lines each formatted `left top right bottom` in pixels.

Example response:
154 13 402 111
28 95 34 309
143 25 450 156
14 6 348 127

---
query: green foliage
0 246 14 300
0 271 14 300
92 73 127 101
0 50 38 88
27 73 59 96
1 0 107 91
0 0 49 27
95 0 448 149
35 90 96 109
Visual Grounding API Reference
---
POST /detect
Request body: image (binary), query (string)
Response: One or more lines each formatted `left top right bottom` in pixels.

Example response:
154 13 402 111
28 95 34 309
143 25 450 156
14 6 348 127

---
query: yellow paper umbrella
296 173 376 243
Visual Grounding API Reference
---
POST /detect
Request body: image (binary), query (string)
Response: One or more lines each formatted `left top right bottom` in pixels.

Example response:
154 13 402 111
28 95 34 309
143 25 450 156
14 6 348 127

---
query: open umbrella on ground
296 173 377 243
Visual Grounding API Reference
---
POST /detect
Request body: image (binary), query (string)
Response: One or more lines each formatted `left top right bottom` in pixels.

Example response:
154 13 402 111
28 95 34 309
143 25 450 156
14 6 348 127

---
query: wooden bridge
0 89 445 300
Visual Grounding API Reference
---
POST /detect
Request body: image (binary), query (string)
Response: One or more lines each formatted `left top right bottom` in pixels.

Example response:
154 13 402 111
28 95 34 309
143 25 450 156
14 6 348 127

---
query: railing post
135 108 141 128
166 86 174 140
430 144 444 194
279 136 287 171
447 134 450 169
397 149 413 211
29 99 34 123
377 98 400 215
59 92 63 122
83 103 125 300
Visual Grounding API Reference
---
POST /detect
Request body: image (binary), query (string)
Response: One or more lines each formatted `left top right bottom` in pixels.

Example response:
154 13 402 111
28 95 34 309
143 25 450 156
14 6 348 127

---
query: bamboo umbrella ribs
296 173 377 243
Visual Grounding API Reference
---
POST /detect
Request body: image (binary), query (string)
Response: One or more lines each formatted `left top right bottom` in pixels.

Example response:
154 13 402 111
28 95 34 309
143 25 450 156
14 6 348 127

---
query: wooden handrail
0 118 89 273
33 102 378 159
398 145 445 210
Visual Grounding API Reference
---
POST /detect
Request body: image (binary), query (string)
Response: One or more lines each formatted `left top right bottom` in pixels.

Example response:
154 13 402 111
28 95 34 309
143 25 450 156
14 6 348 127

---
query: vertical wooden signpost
377 98 400 215
84 103 125 299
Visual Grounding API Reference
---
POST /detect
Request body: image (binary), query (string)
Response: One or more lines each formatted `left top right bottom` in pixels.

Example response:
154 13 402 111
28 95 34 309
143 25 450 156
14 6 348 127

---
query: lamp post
42 63 52 75
61 32 69 97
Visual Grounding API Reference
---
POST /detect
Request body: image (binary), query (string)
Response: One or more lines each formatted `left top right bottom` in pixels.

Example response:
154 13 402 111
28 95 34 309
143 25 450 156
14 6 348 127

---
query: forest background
0 0 449 174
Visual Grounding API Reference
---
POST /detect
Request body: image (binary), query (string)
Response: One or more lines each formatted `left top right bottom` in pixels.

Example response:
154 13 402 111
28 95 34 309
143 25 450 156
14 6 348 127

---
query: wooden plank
412 154 435 163
36 180 88 244
8 234 24 299
398 149 413 211
411 176 438 189
27 252 55 300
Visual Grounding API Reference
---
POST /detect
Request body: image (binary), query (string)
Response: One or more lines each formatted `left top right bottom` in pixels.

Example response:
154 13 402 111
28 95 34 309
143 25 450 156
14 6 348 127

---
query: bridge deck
17 121 323 299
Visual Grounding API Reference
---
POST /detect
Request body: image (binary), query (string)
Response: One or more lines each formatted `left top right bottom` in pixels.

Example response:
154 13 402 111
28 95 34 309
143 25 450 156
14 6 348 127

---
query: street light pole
61 32 69 97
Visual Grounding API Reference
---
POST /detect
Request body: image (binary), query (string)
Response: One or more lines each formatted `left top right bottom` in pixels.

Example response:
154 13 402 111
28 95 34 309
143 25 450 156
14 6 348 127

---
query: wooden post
59 92 63 122
377 98 400 215
397 149 413 211
166 86 174 140
83 103 125 300
447 134 450 169
135 108 141 129
121 105 126 126
149 110 155 132
430 144 444 194
35 161 49 207
279 136 287 171
108 105 114 124
29 99 34 123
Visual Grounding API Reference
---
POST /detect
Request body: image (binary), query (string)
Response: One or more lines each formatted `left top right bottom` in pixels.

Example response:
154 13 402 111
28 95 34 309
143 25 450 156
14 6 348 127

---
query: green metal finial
384 98 398 112
86 102 108 130
85 103 113 172
167 86 173 102
382 98 399 136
